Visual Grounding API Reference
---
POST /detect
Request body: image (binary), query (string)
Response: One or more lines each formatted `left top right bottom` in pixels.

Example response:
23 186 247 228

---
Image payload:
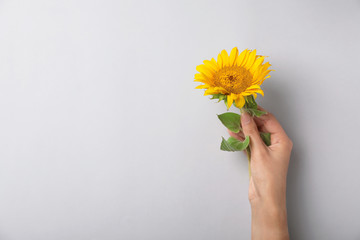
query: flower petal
226 93 235 109
204 88 217 96
244 87 264 96
194 73 213 85
237 49 249 66
257 70 272 84
195 84 210 89
249 56 265 74
217 53 223 68
196 64 214 77
246 84 262 90
203 59 219 72
204 87 228 96
244 49 257 70
229 47 239 66
243 85 264 96
235 95 245 108
260 62 271 72
259 75 271 85
220 49 229 67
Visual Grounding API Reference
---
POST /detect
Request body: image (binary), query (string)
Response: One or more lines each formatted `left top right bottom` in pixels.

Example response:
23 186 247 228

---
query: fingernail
242 112 251 125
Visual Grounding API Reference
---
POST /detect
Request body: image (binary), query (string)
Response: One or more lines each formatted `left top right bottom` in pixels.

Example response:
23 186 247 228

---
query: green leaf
223 96 228 106
211 94 226 102
217 112 241 133
242 95 266 116
260 132 271 146
251 109 267 117
244 95 257 110
210 94 221 100
244 108 267 117
218 94 226 102
220 136 250 152
210 94 220 99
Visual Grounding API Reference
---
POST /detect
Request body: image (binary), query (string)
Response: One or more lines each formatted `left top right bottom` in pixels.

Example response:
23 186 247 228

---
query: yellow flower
194 47 272 109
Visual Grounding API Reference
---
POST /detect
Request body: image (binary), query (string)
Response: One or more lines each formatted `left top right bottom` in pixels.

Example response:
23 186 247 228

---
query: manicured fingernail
242 112 251 125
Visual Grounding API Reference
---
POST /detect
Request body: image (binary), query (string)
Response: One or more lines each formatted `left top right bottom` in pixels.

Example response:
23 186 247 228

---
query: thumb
241 111 266 151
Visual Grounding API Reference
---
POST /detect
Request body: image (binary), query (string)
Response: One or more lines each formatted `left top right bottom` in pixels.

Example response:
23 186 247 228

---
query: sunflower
195 47 272 109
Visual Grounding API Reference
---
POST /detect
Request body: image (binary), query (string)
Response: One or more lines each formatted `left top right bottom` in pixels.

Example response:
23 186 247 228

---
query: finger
227 129 248 155
227 129 245 141
254 106 289 144
241 111 266 151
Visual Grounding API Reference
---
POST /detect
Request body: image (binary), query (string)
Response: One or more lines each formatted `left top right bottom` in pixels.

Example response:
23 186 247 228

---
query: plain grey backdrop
0 0 359 239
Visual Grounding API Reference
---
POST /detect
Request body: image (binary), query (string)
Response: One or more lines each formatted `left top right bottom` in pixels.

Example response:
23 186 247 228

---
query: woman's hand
228 106 292 240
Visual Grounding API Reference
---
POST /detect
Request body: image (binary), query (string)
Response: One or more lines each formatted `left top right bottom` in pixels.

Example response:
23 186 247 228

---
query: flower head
195 47 272 109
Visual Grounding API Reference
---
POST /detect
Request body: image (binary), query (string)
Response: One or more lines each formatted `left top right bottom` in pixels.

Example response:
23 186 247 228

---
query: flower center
214 66 253 94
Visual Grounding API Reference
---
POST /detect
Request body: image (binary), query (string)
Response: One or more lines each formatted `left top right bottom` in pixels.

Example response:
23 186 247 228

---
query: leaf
244 95 257 110
242 95 267 116
260 132 271 146
218 94 226 102
220 136 250 152
210 94 220 99
217 112 241 133
210 94 220 100
244 108 267 117
211 94 226 102
210 94 221 100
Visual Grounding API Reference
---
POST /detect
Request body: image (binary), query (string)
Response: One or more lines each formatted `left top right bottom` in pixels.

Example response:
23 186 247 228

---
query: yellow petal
203 59 218 72
236 49 249 66
226 93 235 109
210 57 218 66
243 85 264 96
194 73 206 81
240 49 251 67
204 87 228 96
217 53 223 68
194 73 207 81
244 88 264 96
244 49 257 70
220 50 229 67
195 84 210 89
196 64 214 77
249 56 265 74
204 88 217 96
257 70 272 84
194 73 213 85
235 95 245 108
259 75 271 85
229 47 239 66
246 84 261 89
261 62 271 72
215 87 228 94
252 68 262 84
255 89 264 96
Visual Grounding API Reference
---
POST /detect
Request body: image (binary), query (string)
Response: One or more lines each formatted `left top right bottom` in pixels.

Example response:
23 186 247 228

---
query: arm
228 107 292 240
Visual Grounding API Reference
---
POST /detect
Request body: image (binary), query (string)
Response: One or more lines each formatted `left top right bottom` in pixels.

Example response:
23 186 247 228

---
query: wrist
250 201 289 240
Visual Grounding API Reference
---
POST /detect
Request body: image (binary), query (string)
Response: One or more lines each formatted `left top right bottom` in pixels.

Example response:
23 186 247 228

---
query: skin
228 106 292 240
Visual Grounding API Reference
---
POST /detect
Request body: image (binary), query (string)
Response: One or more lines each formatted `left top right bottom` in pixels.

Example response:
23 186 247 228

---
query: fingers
254 106 289 144
227 129 248 155
241 111 266 151
226 106 290 150
227 129 245 141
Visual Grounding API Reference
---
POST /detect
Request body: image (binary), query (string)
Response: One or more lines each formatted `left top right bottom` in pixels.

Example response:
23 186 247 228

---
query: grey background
0 0 359 239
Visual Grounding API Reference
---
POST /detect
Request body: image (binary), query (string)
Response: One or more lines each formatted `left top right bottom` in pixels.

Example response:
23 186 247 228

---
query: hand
228 106 292 240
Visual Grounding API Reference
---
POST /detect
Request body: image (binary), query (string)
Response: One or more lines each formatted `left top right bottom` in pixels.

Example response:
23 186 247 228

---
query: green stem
240 107 252 178
246 147 251 178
